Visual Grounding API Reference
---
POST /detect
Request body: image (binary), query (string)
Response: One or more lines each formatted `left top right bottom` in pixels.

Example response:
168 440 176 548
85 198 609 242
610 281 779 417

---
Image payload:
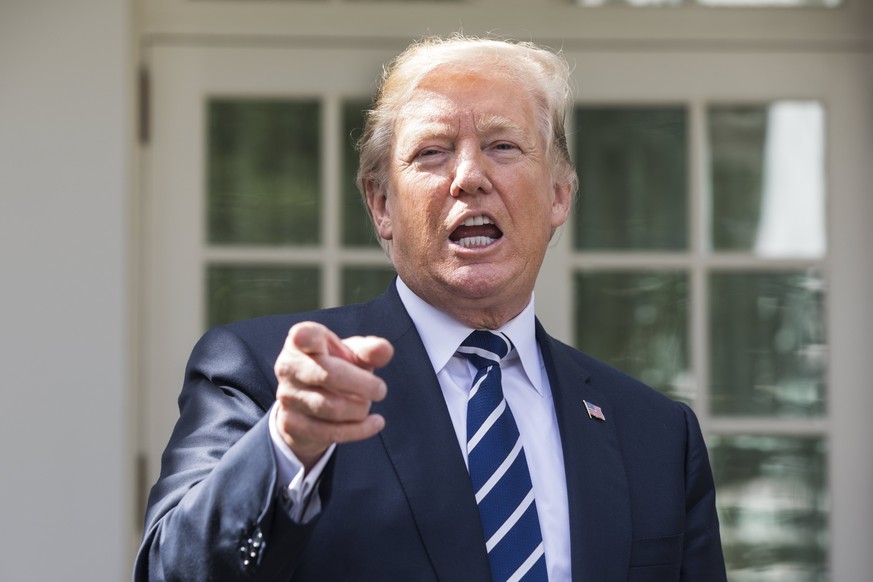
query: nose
450 146 493 197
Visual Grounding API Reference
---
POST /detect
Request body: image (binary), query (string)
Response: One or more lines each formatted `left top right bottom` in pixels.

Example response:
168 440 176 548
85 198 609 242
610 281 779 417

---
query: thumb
342 336 394 370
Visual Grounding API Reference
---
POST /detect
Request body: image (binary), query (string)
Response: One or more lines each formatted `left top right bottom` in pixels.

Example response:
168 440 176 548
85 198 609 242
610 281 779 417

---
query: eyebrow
407 121 458 144
398 113 534 152
474 114 527 137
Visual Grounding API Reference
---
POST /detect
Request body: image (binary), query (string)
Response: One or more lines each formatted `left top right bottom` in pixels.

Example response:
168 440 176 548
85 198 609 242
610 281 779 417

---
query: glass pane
342 99 380 247
341 266 397 305
709 271 826 416
709 435 827 581
699 0 842 5
708 102 825 257
208 99 321 245
577 0 684 5
206 264 320 328
573 107 688 251
346 0 460 2
577 0 843 5
574 271 691 401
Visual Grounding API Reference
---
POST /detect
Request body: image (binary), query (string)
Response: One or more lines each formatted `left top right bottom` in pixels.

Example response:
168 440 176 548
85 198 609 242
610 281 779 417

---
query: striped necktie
457 330 547 582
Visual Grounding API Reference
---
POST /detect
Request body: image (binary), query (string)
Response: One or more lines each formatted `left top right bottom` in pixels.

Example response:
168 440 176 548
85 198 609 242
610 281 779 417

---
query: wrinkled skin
366 68 573 330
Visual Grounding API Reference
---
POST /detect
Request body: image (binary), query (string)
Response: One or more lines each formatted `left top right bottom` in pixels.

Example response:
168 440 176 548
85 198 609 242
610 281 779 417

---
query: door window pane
342 99 379 247
208 99 321 245
578 0 843 6
206 264 320 327
698 0 841 5
341 266 396 305
577 0 683 4
573 107 688 251
346 0 460 2
710 435 827 581
709 271 826 416
708 102 825 257
574 271 691 401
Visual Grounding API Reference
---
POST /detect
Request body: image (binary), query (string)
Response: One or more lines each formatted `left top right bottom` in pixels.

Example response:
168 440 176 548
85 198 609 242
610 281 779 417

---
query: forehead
394 68 539 141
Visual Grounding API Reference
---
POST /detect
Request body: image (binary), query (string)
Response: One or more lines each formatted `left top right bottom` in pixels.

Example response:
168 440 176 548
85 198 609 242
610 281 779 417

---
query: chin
443 268 514 299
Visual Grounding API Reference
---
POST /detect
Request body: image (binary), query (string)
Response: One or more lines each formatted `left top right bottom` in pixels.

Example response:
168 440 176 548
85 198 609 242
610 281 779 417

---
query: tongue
450 224 502 242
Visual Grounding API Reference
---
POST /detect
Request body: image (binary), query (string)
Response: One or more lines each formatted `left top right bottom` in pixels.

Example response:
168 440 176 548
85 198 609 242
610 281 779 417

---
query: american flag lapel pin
583 400 606 421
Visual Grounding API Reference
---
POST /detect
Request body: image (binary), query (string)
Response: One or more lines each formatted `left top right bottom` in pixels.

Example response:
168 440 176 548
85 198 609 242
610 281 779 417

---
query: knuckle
297 358 329 385
310 394 338 419
275 351 302 377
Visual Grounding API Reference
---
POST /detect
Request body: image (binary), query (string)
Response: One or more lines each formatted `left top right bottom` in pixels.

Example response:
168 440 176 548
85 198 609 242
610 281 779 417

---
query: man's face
366 67 572 327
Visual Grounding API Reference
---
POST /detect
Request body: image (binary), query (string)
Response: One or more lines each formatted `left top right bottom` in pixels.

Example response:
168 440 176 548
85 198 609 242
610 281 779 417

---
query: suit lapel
362 287 492 581
359 288 633 580
537 324 632 581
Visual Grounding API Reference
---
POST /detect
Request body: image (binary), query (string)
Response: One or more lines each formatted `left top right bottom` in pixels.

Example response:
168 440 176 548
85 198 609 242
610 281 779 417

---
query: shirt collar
395 277 545 397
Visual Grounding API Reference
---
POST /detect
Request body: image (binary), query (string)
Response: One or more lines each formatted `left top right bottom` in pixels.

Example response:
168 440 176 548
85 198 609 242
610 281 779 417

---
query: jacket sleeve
133 325 321 582
678 402 728 581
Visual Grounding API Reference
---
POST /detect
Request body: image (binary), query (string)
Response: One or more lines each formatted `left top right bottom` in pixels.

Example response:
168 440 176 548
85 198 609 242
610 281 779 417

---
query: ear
549 179 573 229
364 179 393 241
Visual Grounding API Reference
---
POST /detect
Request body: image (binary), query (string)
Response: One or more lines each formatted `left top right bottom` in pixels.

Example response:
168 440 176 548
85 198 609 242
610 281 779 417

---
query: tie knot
457 330 512 370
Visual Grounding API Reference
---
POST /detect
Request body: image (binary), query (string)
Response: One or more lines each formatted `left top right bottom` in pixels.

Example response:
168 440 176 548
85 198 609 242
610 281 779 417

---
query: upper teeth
462 216 493 227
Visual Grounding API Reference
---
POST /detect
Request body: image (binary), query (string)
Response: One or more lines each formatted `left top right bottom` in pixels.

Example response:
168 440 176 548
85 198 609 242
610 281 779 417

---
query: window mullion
690 98 711 429
323 93 341 308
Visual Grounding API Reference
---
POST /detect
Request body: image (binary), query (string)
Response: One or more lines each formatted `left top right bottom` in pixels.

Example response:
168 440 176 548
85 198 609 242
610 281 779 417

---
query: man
135 35 726 581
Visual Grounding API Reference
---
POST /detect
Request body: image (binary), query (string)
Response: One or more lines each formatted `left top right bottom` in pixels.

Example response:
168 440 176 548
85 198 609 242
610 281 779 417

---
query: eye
488 140 521 155
416 147 442 158
411 146 449 165
488 141 522 158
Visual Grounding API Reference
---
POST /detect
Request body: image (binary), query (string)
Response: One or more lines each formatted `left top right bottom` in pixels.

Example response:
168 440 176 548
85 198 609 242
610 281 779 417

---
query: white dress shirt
270 278 572 580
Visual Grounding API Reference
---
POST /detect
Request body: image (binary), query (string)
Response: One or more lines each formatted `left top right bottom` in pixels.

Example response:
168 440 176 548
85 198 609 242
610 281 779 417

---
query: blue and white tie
458 330 547 582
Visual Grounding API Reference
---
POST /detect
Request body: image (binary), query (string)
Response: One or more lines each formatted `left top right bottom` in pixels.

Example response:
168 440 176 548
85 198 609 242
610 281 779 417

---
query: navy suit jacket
135 283 726 581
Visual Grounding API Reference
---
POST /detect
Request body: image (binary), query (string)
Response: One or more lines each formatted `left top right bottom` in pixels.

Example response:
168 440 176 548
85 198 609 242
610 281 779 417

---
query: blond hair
356 34 578 205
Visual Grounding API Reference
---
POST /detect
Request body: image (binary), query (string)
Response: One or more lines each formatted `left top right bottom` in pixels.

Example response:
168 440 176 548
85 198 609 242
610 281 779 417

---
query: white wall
0 1 133 580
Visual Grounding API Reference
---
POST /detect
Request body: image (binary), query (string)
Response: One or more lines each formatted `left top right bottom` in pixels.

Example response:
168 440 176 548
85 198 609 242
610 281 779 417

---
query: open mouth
449 215 503 248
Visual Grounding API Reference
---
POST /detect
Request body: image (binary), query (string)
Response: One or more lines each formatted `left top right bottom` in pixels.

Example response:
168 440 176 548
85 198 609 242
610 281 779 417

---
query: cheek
395 177 450 223
386 197 432 246
510 185 554 223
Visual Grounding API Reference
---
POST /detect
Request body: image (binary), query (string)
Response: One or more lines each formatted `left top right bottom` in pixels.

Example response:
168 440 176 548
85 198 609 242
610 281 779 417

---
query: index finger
276 323 391 401
288 322 393 370
288 321 356 362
